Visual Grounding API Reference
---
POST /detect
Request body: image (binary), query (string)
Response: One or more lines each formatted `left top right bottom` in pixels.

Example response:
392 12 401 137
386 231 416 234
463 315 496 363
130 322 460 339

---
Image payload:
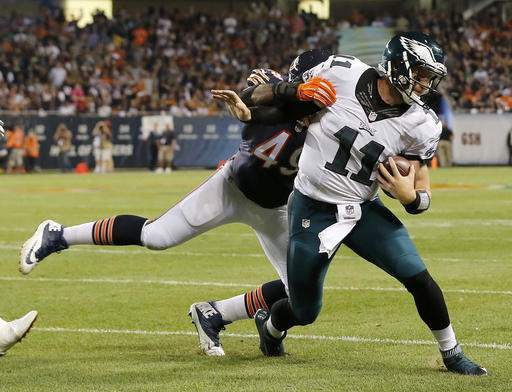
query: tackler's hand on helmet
297 77 336 107
379 31 447 107
247 69 283 87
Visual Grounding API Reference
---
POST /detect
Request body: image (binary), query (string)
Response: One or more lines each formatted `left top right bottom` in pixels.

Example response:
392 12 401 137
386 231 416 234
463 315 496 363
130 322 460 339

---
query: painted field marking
0 243 508 263
1 276 510 296
33 326 512 351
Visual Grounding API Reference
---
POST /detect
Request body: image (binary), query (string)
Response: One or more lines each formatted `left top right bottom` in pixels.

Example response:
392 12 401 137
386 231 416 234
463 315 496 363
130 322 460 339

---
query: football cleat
441 344 488 376
189 302 227 356
0 311 38 356
254 309 286 357
20 220 68 275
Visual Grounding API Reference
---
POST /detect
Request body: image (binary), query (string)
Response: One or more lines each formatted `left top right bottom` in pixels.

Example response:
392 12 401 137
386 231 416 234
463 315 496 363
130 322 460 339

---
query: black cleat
254 309 286 357
441 344 488 376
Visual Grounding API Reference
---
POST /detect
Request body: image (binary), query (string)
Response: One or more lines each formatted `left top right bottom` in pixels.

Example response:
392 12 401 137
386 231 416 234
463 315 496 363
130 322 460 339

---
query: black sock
402 270 450 330
244 279 287 317
92 215 147 246
269 298 298 332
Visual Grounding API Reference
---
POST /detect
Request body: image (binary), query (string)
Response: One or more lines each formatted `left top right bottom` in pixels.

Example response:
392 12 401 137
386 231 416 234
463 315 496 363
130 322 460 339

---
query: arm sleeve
247 101 320 124
239 86 257 107
240 84 297 107
404 119 442 162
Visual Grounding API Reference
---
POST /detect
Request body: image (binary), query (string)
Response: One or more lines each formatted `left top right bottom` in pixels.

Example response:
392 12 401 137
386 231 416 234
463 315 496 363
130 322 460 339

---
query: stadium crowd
0 4 509 116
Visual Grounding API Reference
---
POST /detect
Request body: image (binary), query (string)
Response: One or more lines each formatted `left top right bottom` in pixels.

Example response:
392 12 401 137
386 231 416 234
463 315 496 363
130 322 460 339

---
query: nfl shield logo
302 219 310 228
369 111 377 121
345 205 354 216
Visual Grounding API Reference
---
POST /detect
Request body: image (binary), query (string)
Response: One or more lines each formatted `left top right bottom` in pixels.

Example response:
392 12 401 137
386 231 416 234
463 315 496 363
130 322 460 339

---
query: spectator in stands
6 125 25 174
0 133 7 173
437 123 454 167
507 127 512 166
24 129 40 173
54 123 73 172
147 123 159 172
92 120 114 173
92 124 102 173
156 124 176 173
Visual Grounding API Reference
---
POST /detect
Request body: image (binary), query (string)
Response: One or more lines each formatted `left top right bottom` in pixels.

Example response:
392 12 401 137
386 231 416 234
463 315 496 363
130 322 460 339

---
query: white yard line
0 243 508 263
33 326 512 351
1 276 510 296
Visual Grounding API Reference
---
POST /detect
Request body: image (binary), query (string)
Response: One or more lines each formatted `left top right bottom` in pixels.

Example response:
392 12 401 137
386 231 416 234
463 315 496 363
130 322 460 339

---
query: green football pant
287 189 426 325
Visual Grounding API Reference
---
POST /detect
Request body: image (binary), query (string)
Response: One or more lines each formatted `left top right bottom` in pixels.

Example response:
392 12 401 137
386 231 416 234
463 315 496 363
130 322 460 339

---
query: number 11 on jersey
325 126 384 186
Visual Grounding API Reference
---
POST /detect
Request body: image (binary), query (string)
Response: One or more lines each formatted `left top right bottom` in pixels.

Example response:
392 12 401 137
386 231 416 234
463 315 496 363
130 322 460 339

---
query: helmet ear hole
398 75 408 86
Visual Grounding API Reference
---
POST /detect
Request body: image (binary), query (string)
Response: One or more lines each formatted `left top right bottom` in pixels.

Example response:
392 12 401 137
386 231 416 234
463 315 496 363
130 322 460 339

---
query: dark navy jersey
231 120 307 209
229 86 320 209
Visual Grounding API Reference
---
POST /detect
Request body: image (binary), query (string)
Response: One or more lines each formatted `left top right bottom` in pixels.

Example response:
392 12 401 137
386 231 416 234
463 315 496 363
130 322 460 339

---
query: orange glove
297 77 336 107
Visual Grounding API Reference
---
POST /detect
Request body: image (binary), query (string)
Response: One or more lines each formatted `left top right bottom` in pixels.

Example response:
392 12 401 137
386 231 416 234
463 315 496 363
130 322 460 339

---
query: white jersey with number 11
295 55 441 204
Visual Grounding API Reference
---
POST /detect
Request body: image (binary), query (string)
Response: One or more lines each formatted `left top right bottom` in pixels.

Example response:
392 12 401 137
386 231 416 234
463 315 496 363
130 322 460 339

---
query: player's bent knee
140 222 174 250
402 269 439 295
292 304 321 326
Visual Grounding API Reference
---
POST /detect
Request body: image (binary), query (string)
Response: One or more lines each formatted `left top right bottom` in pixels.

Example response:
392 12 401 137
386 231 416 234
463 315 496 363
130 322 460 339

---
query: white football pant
141 160 289 289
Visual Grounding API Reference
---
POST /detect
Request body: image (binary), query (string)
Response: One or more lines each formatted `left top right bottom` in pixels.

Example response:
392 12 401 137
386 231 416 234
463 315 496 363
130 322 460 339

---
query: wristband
403 190 431 214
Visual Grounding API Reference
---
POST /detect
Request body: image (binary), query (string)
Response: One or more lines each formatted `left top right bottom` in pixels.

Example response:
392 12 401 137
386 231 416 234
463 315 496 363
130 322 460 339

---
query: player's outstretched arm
212 89 315 124
248 77 336 108
211 90 252 122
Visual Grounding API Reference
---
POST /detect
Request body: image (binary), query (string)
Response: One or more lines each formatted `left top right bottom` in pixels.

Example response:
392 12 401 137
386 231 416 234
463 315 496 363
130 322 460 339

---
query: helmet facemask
385 54 447 106
379 33 447 107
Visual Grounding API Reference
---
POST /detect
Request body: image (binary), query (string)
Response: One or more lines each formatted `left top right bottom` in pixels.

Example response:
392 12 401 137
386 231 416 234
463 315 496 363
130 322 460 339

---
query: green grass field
1 167 511 391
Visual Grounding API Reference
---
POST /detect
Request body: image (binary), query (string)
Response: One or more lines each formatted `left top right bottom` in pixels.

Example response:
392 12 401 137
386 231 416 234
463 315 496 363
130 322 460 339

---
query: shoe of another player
441 344 488 376
189 302 228 356
254 309 286 357
0 311 38 356
20 220 68 275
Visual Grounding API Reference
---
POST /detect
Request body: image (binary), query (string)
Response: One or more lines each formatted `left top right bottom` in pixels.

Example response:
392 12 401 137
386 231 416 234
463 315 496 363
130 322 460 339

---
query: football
382 156 411 176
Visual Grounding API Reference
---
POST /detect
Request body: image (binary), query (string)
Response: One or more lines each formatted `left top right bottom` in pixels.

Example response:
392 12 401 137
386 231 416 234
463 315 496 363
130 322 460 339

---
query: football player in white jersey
245 32 487 375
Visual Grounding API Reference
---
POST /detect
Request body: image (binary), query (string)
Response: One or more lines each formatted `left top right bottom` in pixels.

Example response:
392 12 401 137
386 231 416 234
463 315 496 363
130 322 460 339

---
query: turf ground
0 167 511 391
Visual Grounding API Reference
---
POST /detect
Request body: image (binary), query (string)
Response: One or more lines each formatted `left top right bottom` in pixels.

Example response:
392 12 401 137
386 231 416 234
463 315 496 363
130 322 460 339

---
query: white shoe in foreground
0 311 38 356
189 302 226 356
20 220 68 275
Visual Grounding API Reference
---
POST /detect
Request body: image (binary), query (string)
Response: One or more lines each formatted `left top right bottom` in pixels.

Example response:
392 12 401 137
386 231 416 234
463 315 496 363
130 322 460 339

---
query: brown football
383 156 411 176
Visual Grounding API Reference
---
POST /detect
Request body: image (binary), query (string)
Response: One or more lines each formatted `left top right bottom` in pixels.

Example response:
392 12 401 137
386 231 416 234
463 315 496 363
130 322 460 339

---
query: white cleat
0 311 38 356
20 220 68 275
189 302 227 356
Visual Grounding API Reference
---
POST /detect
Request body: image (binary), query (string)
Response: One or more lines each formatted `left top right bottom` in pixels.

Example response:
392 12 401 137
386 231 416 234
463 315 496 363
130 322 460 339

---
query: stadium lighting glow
298 0 330 19
63 0 113 28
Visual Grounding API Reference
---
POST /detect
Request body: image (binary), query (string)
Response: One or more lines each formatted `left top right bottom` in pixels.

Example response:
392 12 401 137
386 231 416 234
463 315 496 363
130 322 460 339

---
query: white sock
432 324 457 351
213 295 248 323
266 316 285 338
63 222 95 245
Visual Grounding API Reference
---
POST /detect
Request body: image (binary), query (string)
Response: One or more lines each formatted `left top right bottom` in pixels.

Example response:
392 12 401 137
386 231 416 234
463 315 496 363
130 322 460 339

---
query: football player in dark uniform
19 50 334 356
